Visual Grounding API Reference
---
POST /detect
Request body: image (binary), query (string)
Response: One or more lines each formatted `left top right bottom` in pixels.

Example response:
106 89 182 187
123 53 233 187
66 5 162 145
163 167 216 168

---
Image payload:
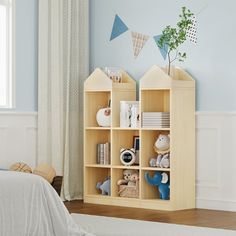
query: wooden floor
64 200 236 231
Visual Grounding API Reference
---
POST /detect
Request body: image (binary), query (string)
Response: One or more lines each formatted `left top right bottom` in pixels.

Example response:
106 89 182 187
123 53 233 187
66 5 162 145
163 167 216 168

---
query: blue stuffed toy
96 177 111 196
145 171 170 200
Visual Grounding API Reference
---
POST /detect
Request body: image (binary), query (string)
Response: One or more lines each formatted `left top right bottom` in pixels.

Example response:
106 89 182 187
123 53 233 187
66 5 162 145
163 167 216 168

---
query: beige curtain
38 0 89 200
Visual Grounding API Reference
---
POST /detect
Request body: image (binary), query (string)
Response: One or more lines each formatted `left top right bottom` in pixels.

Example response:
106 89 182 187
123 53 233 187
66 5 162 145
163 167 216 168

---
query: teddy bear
127 172 139 186
117 169 138 186
149 133 170 168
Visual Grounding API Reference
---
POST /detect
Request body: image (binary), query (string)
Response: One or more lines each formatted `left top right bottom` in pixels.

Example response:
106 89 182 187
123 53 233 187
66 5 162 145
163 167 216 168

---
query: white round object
96 108 111 127
120 149 136 166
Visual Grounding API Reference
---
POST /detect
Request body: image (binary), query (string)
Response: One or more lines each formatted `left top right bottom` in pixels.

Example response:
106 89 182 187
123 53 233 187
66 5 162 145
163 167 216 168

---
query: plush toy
150 133 170 168
149 153 170 168
117 169 138 186
156 153 170 168
154 133 170 154
9 162 32 173
145 171 170 200
120 148 136 166
128 173 139 186
96 177 111 195
33 164 56 183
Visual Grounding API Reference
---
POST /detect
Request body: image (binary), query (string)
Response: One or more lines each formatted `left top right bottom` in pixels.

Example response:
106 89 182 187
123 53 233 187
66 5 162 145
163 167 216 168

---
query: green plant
158 7 194 75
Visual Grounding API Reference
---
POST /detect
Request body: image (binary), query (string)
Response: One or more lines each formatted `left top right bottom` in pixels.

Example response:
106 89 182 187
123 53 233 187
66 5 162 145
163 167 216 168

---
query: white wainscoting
0 111 236 211
0 112 37 169
196 112 236 211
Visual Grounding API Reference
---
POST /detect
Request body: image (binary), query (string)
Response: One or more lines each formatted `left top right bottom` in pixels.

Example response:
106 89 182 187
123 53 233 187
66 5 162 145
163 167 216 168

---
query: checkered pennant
186 16 197 45
131 32 149 58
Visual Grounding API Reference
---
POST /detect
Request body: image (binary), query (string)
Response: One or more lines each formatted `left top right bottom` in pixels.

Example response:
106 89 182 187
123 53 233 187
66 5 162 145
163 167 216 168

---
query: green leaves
158 7 194 74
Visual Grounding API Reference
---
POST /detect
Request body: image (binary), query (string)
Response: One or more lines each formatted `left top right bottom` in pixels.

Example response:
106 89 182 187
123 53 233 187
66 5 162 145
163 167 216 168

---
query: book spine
100 144 104 164
104 143 108 165
97 144 100 164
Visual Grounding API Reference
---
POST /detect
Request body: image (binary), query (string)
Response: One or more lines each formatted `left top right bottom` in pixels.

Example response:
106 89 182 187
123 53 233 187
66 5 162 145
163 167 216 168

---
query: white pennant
131 32 149 59
186 16 197 45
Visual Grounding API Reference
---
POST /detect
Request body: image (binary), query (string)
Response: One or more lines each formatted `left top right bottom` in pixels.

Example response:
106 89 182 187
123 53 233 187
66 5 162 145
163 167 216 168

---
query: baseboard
197 198 236 212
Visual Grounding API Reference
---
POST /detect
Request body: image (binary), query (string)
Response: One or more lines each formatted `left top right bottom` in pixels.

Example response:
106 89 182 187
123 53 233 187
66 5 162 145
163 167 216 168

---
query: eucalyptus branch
170 50 179 63
158 7 194 75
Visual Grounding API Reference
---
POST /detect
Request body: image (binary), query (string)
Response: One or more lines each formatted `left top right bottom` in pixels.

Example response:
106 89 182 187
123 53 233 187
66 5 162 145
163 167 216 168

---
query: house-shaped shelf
140 65 195 89
139 65 196 210
84 68 136 91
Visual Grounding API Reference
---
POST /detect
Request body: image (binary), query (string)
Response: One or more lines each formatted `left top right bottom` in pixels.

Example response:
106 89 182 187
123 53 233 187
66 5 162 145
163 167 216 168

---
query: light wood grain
84 66 195 211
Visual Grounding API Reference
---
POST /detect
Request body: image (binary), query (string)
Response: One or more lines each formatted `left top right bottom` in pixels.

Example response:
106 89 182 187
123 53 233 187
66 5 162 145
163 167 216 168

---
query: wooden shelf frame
84 66 195 210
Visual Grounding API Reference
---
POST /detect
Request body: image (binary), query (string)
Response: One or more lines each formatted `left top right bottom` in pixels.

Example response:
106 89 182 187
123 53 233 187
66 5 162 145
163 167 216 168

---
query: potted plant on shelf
157 7 194 76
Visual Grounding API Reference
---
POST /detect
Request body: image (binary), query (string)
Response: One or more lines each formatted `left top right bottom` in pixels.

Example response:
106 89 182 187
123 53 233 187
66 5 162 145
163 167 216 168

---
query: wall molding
196 111 236 211
1 111 236 211
196 198 236 212
0 112 37 169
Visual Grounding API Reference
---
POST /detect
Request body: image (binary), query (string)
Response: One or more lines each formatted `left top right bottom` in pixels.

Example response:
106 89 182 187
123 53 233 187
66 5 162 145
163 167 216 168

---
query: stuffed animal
96 177 111 195
127 173 139 186
149 153 170 168
156 153 170 168
150 133 170 168
117 169 138 186
145 171 170 200
154 133 170 154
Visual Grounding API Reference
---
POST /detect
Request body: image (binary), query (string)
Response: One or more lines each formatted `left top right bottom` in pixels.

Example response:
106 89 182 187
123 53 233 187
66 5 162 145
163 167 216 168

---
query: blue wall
15 0 38 111
90 0 236 111
12 0 236 111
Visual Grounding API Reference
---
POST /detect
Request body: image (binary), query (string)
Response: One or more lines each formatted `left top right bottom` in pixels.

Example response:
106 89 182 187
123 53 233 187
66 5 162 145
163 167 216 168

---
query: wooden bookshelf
84 66 195 210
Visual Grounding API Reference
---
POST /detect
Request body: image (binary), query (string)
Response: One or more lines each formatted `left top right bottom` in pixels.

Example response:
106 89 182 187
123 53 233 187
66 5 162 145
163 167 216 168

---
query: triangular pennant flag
153 35 169 60
110 14 129 41
186 15 197 45
131 32 149 59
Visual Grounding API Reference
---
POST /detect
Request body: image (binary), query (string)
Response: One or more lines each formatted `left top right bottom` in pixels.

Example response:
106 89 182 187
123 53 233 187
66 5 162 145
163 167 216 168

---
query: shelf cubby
141 89 170 113
84 129 110 165
140 130 170 168
112 168 140 199
84 91 111 127
112 130 139 166
141 170 170 200
84 167 111 196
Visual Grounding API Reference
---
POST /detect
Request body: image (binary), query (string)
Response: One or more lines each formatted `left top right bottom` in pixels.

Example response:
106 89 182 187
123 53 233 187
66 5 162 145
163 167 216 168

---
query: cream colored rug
71 213 235 236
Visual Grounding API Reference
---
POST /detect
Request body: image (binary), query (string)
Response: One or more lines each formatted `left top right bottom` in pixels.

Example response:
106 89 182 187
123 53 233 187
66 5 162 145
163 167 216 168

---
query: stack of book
142 112 170 128
97 142 110 165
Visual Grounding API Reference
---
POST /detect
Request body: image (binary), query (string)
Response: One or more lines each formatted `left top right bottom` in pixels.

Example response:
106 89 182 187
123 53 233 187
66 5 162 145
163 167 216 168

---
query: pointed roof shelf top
140 65 194 89
84 68 136 91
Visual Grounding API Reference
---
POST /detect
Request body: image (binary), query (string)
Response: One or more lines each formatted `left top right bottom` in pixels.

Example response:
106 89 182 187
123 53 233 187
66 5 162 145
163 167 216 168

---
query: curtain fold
38 0 89 200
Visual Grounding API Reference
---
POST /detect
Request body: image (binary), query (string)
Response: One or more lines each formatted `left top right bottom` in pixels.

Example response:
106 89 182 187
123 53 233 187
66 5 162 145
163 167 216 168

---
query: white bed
0 171 93 236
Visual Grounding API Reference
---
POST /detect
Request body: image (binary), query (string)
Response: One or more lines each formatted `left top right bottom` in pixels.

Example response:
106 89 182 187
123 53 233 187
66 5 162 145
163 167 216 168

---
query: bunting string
110 12 200 59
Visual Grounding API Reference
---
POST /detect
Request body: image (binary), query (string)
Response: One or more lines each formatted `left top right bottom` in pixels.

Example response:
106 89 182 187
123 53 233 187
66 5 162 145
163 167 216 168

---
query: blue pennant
110 14 129 41
153 35 169 60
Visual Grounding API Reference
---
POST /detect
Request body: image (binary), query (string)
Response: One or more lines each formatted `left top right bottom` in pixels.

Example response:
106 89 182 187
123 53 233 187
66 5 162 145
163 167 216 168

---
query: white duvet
0 171 94 236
